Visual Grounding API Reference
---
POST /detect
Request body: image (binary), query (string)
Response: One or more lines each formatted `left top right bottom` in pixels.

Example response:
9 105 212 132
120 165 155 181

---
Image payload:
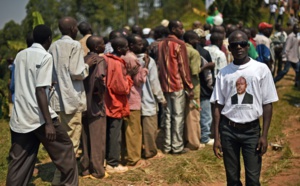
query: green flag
32 11 45 28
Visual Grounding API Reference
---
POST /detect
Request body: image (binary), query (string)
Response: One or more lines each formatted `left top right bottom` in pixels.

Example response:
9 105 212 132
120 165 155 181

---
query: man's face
130 36 143 54
229 33 249 60
236 77 247 94
173 22 184 38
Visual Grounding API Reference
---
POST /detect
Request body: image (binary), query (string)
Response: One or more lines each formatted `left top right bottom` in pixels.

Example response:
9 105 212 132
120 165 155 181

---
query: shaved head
86 36 104 52
228 30 248 43
111 37 128 56
59 17 78 38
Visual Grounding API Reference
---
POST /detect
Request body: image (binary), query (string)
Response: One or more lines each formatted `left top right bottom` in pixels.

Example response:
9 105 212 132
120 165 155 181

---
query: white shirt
210 59 278 123
204 45 228 76
270 4 277 13
279 6 285 15
49 35 89 114
10 43 57 133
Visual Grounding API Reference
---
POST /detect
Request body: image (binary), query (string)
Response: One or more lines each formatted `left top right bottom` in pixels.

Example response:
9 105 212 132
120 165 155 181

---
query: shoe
106 164 128 174
171 148 189 155
206 139 214 146
89 172 110 179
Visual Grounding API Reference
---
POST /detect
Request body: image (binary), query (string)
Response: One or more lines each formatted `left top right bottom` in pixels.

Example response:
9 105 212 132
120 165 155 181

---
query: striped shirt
157 35 193 92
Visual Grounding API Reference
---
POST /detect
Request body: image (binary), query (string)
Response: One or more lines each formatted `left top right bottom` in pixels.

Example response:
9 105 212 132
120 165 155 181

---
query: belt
223 116 259 129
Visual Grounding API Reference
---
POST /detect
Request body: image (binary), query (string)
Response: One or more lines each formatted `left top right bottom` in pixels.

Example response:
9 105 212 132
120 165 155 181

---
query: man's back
158 35 193 92
49 35 87 114
204 45 227 76
10 43 57 133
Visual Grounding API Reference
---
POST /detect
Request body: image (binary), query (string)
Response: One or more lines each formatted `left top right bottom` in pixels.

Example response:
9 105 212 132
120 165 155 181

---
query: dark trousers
274 61 300 85
276 14 284 25
269 12 276 24
220 116 261 186
80 116 106 178
6 119 78 186
106 116 122 167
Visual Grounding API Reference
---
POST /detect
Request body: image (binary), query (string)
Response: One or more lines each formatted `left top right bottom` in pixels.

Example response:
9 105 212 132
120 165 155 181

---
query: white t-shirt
10 43 57 133
270 4 277 13
210 59 278 123
279 6 285 15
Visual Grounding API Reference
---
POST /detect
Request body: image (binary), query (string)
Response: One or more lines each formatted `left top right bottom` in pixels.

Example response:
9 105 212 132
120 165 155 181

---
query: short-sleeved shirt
10 43 57 133
210 58 278 123
279 6 285 15
204 45 227 76
270 4 277 13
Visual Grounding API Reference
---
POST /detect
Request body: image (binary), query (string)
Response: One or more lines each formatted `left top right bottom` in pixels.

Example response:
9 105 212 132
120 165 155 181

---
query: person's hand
45 122 56 142
126 63 139 77
86 56 98 67
143 54 150 69
161 100 167 108
213 138 223 159
187 90 194 100
257 136 268 156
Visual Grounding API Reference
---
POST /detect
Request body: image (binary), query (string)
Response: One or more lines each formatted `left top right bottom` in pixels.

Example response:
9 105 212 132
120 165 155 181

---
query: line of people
7 15 287 185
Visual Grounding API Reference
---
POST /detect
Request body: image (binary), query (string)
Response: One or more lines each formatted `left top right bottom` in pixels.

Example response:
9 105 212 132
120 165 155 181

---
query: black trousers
6 119 78 186
106 116 123 167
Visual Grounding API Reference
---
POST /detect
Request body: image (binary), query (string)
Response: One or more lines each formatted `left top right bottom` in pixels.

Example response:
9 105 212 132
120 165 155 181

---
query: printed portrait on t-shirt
231 76 253 105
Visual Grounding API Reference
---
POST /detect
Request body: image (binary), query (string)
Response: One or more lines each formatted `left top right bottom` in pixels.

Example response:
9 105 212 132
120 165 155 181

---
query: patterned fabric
204 45 227 76
157 35 193 93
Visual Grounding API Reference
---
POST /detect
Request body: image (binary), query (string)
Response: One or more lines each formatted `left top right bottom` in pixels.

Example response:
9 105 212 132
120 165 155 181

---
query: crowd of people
9 12 300 185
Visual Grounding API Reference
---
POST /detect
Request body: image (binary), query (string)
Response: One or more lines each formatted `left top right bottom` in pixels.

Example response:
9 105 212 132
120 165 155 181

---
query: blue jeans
200 98 212 143
220 116 262 186
274 61 300 85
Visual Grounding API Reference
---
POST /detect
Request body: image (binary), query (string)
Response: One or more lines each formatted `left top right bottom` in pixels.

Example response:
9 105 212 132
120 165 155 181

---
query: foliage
212 0 263 27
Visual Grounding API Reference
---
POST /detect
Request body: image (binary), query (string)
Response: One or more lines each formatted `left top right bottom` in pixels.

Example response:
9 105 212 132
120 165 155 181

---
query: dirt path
267 114 300 186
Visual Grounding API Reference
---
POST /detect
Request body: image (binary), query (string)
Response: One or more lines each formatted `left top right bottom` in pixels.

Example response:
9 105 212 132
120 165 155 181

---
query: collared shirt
10 43 57 133
49 35 89 114
204 45 227 76
137 53 165 116
157 35 193 93
104 53 133 118
121 51 148 110
79 34 92 56
186 43 201 99
282 32 300 63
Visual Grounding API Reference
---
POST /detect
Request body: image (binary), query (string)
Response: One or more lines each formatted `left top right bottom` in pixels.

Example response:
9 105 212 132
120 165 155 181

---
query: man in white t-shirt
210 30 278 185
269 3 277 24
276 4 285 25
6 25 78 186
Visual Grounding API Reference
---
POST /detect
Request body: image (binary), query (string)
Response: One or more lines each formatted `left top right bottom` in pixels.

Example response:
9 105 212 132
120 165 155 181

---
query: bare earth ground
265 72 300 186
